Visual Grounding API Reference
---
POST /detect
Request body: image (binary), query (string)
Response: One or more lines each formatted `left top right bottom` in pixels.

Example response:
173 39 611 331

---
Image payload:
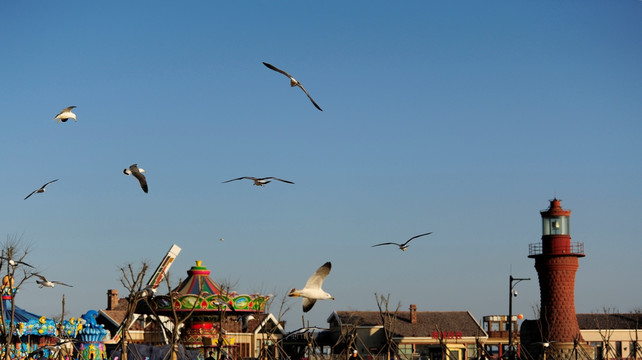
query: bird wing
54 106 76 118
222 177 255 183
132 171 148 193
401 232 433 246
304 262 331 290
302 298 317 313
53 281 72 287
24 189 38 200
41 179 59 189
371 242 400 248
265 177 294 184
263 62 294 79
296 83 323 111
18 260 34 268
32 273 48 282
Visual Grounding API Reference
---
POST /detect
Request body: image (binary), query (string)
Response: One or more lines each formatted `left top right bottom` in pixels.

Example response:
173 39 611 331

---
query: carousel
145 261 271 359
0 275 82 360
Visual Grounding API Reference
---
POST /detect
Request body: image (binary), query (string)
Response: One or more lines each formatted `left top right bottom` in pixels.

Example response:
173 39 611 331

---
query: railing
529 242 584 256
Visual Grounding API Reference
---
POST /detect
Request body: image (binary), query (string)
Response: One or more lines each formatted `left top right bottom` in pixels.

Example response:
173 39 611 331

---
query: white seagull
33 273 72 288
0 256 34 268
24 179 59 200
222 176 294 186
54 106 77 123
288 261 334 312
123 164 148 193
372 232 433 251
263 62 323 111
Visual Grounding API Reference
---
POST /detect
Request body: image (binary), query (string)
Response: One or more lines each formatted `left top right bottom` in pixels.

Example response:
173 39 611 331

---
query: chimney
107 289 119 310
410 304 417 324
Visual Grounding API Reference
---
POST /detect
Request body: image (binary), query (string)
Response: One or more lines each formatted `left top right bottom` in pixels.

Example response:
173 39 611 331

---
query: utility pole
508 275 530 360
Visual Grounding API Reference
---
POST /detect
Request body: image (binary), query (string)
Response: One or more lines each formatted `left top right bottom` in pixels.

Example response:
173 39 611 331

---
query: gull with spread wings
222 176 294 187
24 179 58 200
372 232 433 251
33 273 72 288
263 62 323 111
123 164 148 193
54 106 77 123
288 261 334 312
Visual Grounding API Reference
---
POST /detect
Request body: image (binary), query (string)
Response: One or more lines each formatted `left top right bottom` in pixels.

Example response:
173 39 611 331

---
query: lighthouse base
537 342 594 360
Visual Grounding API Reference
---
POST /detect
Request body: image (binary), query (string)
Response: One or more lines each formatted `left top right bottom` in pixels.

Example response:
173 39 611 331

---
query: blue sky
1 1 640 329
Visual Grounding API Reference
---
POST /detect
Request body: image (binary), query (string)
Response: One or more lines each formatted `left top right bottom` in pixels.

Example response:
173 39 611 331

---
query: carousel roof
2 299 42 323
1 299 82 337
151 261 270 313
174 261 224 295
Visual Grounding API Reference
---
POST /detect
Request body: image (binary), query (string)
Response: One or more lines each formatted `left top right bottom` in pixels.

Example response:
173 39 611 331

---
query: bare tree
375 293 401 360
144 272 203 360
629 308 642 360
116 262 150 360
259 290 291 360
0 235 37 360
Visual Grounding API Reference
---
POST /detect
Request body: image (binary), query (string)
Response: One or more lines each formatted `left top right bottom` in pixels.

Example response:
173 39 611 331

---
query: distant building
578 313 641 360
321 305 488 360
482 315 523 360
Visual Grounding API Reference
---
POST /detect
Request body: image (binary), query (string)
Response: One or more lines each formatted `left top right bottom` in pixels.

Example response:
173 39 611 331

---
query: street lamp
508 275 530 360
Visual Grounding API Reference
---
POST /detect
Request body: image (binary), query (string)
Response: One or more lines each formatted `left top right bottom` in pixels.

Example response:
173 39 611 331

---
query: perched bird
54 106 77 123
0 256 34 268
372 232 433 251
262 62 323 111
288 261 334 312
33 273 72 288
137 285 157 298
222 176 294 186
123 164 148 193
24 179 59 200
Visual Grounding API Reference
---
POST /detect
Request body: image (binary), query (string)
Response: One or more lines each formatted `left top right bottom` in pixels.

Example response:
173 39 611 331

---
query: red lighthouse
529 199 585 345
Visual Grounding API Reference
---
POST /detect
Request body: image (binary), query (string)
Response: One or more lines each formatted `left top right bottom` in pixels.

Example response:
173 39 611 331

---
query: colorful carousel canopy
150 261 270 313
1 299 82 337
175 261 224 295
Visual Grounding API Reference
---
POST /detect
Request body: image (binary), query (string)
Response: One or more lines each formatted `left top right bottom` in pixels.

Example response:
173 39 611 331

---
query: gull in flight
222 176 294 186
54 106 77 123
0 256 34 268
372 232 433 251
288 261 334 312
263 62 323 111
24 179 59 200
33 273 72 288
123 164 148 193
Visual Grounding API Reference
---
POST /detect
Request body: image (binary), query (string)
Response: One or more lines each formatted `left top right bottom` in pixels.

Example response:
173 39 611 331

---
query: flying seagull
24 179 59 200
33 273 72 288
54 106 77 123
288 261 334 312
123 164 148 193
262 62 323 111
0 256 34 268
222 176 294 186
372 232 433 251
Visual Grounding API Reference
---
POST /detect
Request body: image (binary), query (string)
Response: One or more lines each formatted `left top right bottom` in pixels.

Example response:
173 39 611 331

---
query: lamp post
508 275 530 360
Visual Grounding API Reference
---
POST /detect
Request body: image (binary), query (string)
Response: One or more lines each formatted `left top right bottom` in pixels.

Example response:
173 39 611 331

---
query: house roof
576 313 642 330
331 310 487 338
99 298 129 327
